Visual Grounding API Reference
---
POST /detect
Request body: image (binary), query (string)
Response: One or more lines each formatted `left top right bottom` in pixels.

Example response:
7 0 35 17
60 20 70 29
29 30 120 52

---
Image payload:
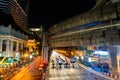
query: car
70 57 76 63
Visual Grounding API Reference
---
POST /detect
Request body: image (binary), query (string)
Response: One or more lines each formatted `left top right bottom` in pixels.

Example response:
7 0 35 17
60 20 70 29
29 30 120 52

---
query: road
4 55 111 80
5 56 42 80
46 61 111 80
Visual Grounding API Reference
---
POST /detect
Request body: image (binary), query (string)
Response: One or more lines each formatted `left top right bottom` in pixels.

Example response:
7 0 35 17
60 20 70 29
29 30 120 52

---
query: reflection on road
47 50 110 80
47 60 110 80
5 56 42 80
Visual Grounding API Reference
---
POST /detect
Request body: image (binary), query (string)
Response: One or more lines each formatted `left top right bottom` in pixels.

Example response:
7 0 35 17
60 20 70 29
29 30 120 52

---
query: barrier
78 63 114 80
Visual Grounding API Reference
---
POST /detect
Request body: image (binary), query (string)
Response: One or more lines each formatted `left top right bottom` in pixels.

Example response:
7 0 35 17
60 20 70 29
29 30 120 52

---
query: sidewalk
80 60 109 73
76 62 113 80
78 60 120 80
92 67 101 72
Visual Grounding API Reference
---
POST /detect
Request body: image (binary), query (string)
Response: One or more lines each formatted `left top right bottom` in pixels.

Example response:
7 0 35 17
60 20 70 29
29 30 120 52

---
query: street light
29 26 43 37
29 28 41 31
29 55 32 59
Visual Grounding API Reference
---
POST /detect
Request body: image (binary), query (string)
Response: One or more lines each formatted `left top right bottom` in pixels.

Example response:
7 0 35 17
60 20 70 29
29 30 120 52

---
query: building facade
0 0 28 67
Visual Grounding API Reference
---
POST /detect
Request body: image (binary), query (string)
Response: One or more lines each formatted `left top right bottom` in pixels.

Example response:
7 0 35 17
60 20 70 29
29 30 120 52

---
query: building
0 0 28 67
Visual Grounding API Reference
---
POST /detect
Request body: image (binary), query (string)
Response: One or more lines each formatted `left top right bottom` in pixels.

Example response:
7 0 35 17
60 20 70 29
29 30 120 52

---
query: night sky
28 0 96 30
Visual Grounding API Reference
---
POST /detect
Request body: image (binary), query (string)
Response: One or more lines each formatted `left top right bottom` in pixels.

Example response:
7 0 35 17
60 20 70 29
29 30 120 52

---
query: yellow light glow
29 28 41 31
24 54 29 57
71 52 74 56
74 50 83 57
117 56 120 73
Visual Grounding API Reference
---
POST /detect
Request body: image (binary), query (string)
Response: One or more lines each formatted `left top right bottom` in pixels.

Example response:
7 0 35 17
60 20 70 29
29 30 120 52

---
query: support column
116 46 120 74
16 42 19 51
42 32 48 63
0 39 3 53
44 47 48 62
16 42 20 59
108 46 118 74
10 40 13 57
6 39 10 57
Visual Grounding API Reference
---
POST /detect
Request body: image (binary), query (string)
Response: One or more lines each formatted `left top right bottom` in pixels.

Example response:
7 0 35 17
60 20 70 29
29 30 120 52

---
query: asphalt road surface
46 61 110 80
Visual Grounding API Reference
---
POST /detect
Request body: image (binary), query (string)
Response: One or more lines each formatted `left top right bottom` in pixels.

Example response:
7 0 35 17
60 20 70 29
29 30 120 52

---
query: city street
5 56 43 80
46 61 111 80
48 67 93 80
3 55 112 80
0 0 120 80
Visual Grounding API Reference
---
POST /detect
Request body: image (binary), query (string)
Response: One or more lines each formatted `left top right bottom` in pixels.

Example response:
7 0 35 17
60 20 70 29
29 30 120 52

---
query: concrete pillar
42 32 48 63
116 46 120 74
6 39 10 57
0 39 3 52
16 42 19 51
0 39 3 56
44 47 48 62
15 42 20 59
10 40 13 57
108 46 118 74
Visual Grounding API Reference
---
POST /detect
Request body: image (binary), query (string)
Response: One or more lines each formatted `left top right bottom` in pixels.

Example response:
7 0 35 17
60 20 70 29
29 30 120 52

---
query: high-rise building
17 0 30 13
0 0 28 30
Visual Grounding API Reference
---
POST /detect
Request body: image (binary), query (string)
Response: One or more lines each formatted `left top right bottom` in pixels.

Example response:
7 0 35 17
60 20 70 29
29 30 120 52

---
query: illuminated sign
87 46 94 50
94 51 108 55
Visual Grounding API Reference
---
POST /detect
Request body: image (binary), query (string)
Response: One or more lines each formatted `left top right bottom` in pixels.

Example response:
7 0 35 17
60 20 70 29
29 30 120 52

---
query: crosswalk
46 61 92 80
46 60 111 80
49 68 84 77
